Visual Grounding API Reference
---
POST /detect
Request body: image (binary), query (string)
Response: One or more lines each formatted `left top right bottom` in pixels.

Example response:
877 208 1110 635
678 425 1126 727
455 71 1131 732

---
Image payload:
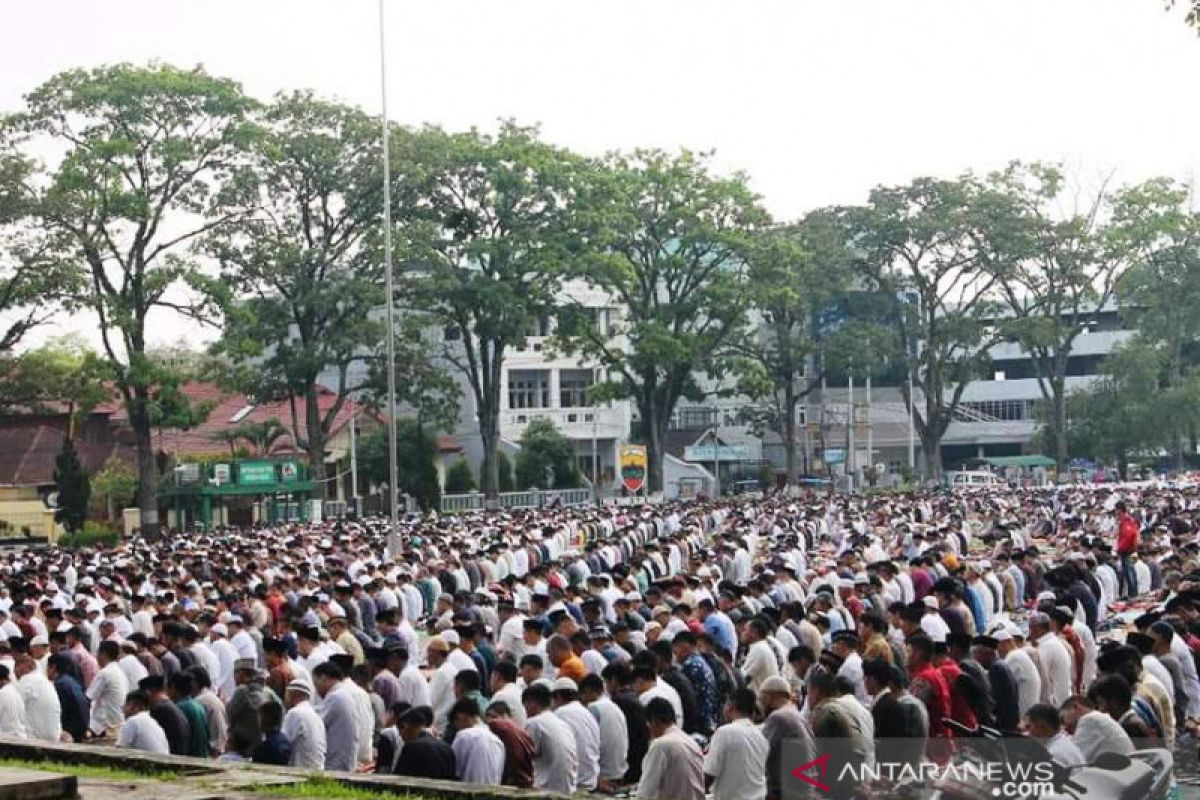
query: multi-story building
797 304 1136 483
494 282 630 489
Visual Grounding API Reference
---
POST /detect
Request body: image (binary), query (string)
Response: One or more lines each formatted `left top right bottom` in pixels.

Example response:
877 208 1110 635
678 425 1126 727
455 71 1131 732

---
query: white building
495 281 630 490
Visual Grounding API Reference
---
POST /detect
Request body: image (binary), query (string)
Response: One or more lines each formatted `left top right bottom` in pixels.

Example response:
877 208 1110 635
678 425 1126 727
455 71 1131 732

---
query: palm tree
209 428 242 459
236 417 289 456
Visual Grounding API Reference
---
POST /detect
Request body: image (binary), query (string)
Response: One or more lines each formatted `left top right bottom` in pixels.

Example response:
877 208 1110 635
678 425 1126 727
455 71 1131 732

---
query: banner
620 444 647 493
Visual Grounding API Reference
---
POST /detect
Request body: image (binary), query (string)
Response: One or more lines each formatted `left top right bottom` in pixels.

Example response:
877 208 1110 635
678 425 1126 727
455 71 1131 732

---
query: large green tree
1064 339 1197 477
0 150 78 354
406 123 581 505
1109 177 1200 468
978 163 1127 472
0 338 112 432
560 150 768 492
208 93 452 499
845 176 998 480
732 213 890 485
4 63 257 533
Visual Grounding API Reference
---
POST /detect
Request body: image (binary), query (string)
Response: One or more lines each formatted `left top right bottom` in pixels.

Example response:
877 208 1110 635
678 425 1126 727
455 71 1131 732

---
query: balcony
502 406 627 440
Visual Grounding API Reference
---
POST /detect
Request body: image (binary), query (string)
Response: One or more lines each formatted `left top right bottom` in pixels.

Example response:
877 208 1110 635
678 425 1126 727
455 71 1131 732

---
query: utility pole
378 0 401 559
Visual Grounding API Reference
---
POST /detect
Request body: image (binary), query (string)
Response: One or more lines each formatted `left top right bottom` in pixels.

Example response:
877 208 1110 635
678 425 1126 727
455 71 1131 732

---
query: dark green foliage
54 438 90 533
514 418 581 490
361 420 441 510
444 458 476 494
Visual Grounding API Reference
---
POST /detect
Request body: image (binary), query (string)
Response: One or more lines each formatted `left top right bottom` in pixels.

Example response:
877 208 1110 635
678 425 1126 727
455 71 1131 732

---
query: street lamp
378 0 401 559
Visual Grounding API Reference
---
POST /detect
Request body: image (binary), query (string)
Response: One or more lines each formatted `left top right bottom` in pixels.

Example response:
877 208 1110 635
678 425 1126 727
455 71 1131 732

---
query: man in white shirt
522 683 579 794
996 626 1042 717
1060 695 1134 762
638 697 705 800
489 661 527 727
551 678 602 792
15 655 60 742
1025 703 1084 767
426 636 470 733
116 690 170 755
117 642 148 689
740 619 780 691
282 680 327 771
633 665 684 723
88 641 130 738
580 674 628 791
1029 614 1073 708
450 698 505 784
705 687 769 800
0 665 28 738
207 623 239 700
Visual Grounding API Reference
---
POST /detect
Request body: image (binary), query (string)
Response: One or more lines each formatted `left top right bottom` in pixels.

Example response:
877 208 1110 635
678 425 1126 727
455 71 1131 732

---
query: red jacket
1117 513 1139 556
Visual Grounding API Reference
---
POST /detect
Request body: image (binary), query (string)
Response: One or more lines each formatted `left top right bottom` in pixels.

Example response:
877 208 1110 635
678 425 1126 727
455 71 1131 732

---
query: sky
4 0 1200 348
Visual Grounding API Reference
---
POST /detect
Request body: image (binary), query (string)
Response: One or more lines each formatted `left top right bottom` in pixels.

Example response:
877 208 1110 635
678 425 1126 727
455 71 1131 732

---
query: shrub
444 458 476 494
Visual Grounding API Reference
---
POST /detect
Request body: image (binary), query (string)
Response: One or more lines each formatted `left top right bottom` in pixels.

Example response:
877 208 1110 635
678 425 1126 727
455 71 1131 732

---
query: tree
979 163 1126 472
732 213 890 485
1109 177 1200 468
54 438 90 533
92 456 137 520
209 93 450 500
208 416 286 458
0 337 112 435
0 150 78 354
845 176 999 480
1063 340 1191 478
560 149 768 492
515 418 581 490
4 63 258 533
406 123 581 506
444 458 476 494
361 419 441 510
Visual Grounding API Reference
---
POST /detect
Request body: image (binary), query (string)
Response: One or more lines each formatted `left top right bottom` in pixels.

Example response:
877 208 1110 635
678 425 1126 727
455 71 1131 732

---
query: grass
244 775 432 800
0 756 180 782
0 757 436 800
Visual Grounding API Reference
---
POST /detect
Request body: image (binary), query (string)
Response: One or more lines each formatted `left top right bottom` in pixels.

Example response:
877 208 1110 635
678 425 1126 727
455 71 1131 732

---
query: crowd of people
0 483 1195 798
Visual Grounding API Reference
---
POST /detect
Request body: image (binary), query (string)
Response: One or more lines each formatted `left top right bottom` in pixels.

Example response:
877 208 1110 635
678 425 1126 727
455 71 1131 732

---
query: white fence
440 488 594 513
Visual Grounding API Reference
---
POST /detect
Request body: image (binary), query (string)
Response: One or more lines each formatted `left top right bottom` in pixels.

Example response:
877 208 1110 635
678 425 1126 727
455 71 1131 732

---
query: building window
443 325 461 342
508 370 550 409
560 369 591 408
525 314 552 338
796 405 808 426
993 370 1006 381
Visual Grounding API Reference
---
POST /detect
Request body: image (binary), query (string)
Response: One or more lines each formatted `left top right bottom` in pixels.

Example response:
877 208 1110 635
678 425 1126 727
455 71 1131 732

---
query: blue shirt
703 611 738 659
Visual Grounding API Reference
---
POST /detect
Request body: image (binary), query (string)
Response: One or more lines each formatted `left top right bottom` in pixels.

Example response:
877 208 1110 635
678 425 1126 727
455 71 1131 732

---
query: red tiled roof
0 426 134 487
152 382 379 459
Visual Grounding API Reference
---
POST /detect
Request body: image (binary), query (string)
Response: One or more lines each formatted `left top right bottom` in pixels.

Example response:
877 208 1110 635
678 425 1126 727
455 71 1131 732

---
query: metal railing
440 487 594 513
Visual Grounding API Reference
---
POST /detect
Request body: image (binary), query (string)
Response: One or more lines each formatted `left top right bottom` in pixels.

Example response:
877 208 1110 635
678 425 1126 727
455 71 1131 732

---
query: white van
947 470 1006 490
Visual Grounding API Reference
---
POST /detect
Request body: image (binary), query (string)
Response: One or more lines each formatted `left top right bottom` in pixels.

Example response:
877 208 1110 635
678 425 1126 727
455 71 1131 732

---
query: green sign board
238 461 276 486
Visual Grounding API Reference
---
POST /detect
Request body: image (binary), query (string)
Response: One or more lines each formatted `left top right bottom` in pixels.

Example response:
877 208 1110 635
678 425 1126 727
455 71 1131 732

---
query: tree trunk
129 387 159 537
783 384 798 487
922 435 942 484
1053 377 1069 473
305 387 328 502
480 407 500 508
647 415 666 495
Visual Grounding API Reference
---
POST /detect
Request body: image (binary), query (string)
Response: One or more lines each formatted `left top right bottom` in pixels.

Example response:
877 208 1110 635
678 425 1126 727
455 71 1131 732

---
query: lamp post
378 0 401 559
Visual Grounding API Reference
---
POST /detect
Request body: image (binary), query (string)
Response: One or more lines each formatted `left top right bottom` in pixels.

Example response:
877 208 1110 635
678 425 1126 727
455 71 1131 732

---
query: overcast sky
5 0 1200 347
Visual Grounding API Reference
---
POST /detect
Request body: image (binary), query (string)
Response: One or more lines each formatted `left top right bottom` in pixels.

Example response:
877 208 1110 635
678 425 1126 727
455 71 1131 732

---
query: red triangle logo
791 752 832 792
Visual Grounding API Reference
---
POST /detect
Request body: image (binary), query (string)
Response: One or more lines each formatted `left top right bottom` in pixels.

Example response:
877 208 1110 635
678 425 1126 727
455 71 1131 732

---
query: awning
981 455 1056 468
